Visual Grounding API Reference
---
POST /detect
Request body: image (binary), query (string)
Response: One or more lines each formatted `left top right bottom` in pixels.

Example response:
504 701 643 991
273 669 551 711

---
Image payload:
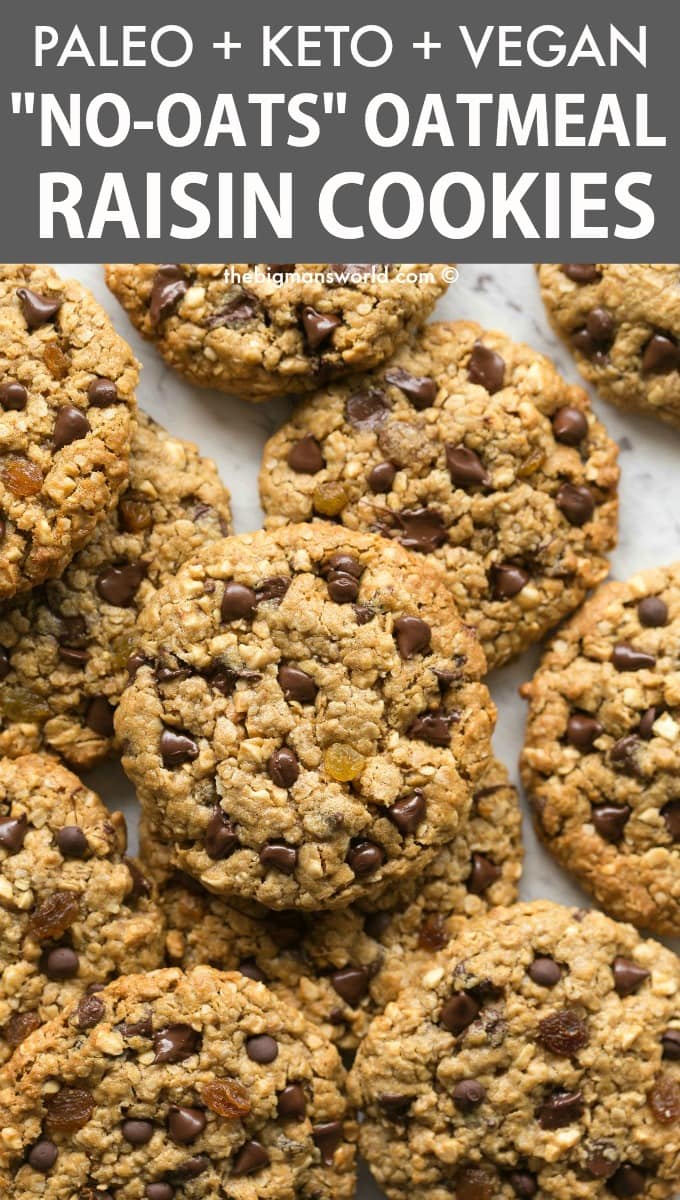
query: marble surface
55 263 680 1200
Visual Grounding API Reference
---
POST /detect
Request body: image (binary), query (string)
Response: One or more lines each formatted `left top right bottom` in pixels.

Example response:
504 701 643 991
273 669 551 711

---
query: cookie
349 899 680 1200
0 264 138 598
0 964 356 1199
0 410 232 769
0 753 164 1066
142 758 522 1052
105 263 452 400
537 263 680 428
521 563 680 935
116 523 494 910
259 320 619 669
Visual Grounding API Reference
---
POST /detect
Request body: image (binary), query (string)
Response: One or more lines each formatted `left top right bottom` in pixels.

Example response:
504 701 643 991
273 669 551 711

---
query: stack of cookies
0 262 678 1200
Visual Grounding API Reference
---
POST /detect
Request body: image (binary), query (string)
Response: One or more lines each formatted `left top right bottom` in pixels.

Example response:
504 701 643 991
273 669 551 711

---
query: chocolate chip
552 406 589 446
267 747 299 788
393 615 431 659
407 709 455 747
491 563 529 599
204 807 238 859
537 1089 584 1129
345 388 391 428
0 382 27 411
27 1140 58 1172
160 728 199 767
260 842 297 874
76 994 104 1029
204 293 259 328
88 378 119 406
384 367 437 409
53 405 91 451
368 461 396 492
96 562 146 607
278 664 317 704
561 264 601 283
556 482 595 526
221 581 257 621
585 307 616 348
354 604 375 625
608 1165 646 1197
54 825 88 861
154 1024 200 1063
122 1119 154 1145
468 341 505 393
638 707 658 739
638 595 668 626
0 813 28 853
566 712 603 751
301 306 342 350
446 445 490 488
467 853 501 895
239 959 266 983
0 646 10 680
536 1009 589 1056
233 1140 270 1177
17 288 62 328
331 967 369 1007
456 1166 494 1200
395 507 447 553
528 957 562 987
149 265 188 325
145 1186 173 1200
440 992 480 1035
662 1029 680 1060
365 911 391 939
508 1170 538 1197
323 554 363 603
347 840 385 877
585 1147 619 1179
287 436 325 473
44 947 79 980
59 646 88 667
312 1121 343 1165
256 576 290 604
277 1084 306 1121
662 801 680 841
117 1016 152 1039
453 1079 486 1112
641 334 680 374
388 789 426 836
611 644 656 671
246 1034 278 1063
592 805 631 842
611 733 642 775
125 859 151 902
168 1107 206 1144
85 696 115 738
379 1094 412 1121
168 1156 210 1183
612 957 650 996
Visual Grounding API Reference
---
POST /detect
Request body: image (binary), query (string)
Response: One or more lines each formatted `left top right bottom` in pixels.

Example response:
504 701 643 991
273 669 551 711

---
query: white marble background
54 264 680 1200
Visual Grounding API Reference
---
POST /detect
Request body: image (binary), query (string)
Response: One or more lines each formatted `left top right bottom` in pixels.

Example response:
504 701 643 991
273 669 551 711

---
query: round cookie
349 900 680 1200
0 411 232 769
142 759 522 1052
259 320 619 669
521 563 680 935
105 263 452 400
116 524 494 910
0 264 138 598
0 965 356 1200
0 753 164 1066
537 263 680 428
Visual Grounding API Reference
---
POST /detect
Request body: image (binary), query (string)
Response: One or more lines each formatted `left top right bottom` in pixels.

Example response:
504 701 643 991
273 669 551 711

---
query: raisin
536 1010 589 1056
28 891 80 941
4 1010 41 1047
313 481 348 516
119 495 153 533
2 458 43 497
456 1166 494 1200
45 1086 94 1132
418 913 450 952
648 1076 680 1124
324 743 365 782
43 344 70 380
200 1079 251 1118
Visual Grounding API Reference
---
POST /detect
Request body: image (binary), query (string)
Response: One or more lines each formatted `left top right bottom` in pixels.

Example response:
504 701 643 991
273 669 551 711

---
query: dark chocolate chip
117 1016 152 1039
388 789 426 836
491 563 529 599
278 664 317 704
59 646 89 667
638 595 668 627
0 813 28 853
312 1121 343 1165
611 644 656 671
561 264 601 283
168 1156 210 1182
160 728 199 767
585 1147 619 1179
56 826 88 858
641 334 680 374
446 445 490 488
324 554 362 603
17 288 62 328
277 1084 306 1121
468 341 505 393
246 1034 278 1064
168 1107 206 1144
149 265 188 325
331 967 369 1007
395 507 447 553
347 840 385 877
125 859 151 902
85 697 115 738
610 735 641 775
660 799 680 842
379 1094 412 1121
122 1119 154 1145
145 1185 173 1200
508 1170 538 1197
529 957 562 987
345 388 391 428
552 406 588 445
204 293 259 328
385 366 437 409
612 957 650 996
556 482 595 526
76 994 104 1029
88 378 119 406
27 1140 58 1172
587 307 616 345
301 306 341 350
453 1079 486 1113
239 958 266 983
662 1029 680 1060
407 709 455 747
53 405 91 451
537 1089 584 1129
536 1009 589 1056
440 992 480 1035
364 911 392 939
393 615 431 659
0 382 27 411
0 646 10 680
567 712 603 750
233 1140 270 1177
256 576 290 604
44 947 79 980
354 604 375 625
96 562 146 607
287 436 325 474
221 581 257 621
368 461 396 492
592 805 631 842
267 747 299 788
204 808 238 860
260 842 297 875
608 1165 646 1197
638 707 658 739
154 1024 200 1063
467 853 501 895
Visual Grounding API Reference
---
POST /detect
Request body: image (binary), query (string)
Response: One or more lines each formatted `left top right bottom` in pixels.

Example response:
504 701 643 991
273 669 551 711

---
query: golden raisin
43 344 70 380
111 632 137 671
4 1010 41 1047
28 891 80 941
0 687 51 723
119 495 153 533
648 1076 680 1124
45 1086 94 1132
517 448 546 478
418 914 450 952
313 481 348 517
324 743 366 782
2 458 43 497
200 1079 251 1118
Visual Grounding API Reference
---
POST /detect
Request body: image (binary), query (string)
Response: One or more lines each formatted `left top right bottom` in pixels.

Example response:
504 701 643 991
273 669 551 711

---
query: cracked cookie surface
0 264 138 598
0 753 164 1066
116 524 494 910
538 264 680 428
105 263 452 400
0 411 232 770
349 900 680 1200
521 563 680 935
260 321 619 668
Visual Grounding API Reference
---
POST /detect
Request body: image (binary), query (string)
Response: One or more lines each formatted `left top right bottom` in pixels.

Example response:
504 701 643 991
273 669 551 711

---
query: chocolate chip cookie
0 411 232 770
116 523 494 910
142 758 522 1052
538 264 680 428
349 899 680 1200
260 321 619 669
0 964 356 1199
521 562 680 935
0 264 138 598
0 753 164 1066
105 263 452 400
